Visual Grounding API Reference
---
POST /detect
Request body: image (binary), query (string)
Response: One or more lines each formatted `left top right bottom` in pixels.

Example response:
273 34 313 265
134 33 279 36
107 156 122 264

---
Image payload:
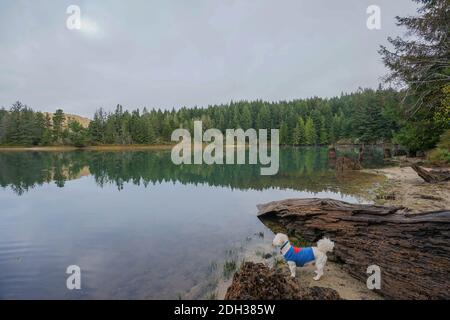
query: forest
0 0 448 161
0 87 403 146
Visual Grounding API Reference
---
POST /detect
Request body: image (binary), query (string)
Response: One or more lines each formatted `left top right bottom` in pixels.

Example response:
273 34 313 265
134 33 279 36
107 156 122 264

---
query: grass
255 231 264 238
206 291 217 300
272 257 284 269
207 261 218 276
222 260 238 279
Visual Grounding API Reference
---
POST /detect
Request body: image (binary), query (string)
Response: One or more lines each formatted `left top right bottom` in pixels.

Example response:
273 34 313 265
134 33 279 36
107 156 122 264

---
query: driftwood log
411 164 450 183
257 198 450 299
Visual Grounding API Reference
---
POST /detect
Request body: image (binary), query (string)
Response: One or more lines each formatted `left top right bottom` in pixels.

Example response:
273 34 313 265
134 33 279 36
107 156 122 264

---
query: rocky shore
225 165 450 300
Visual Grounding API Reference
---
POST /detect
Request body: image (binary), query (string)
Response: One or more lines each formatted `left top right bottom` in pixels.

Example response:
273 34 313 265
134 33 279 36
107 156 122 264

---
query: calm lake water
0 147 384 299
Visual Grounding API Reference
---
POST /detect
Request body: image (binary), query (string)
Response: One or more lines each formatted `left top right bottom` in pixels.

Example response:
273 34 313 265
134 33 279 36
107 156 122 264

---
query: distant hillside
43 112 91 128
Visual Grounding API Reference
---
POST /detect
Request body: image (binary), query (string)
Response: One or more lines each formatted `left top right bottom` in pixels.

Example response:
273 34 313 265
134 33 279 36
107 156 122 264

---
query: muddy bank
366 166 450 213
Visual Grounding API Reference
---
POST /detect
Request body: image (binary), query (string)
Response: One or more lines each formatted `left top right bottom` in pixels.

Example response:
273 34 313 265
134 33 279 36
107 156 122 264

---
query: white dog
272 233 334 280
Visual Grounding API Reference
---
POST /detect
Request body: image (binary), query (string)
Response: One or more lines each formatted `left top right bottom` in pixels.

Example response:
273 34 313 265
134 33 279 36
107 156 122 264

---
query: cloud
0 0 419 117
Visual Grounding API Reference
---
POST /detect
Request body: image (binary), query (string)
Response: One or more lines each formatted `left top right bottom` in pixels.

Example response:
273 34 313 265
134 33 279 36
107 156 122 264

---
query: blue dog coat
282 244 315 267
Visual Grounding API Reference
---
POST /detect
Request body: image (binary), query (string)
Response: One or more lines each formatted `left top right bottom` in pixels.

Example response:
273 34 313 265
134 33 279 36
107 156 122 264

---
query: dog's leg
287 261 296 278
313 255 327 281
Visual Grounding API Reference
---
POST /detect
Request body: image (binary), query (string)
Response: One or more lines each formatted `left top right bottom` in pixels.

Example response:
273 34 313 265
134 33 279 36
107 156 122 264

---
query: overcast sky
0 0 418 117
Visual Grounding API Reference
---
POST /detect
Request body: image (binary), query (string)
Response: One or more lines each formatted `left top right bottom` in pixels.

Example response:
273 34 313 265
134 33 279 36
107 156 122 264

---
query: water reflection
0 147 385 299
0 147 384 196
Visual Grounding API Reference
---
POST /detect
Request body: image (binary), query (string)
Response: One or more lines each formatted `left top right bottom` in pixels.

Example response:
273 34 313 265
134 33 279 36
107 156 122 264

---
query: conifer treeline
0 87 403 148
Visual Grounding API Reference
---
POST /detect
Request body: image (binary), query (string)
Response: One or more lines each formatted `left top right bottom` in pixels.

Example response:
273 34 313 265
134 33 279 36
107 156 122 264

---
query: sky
0 0 419 117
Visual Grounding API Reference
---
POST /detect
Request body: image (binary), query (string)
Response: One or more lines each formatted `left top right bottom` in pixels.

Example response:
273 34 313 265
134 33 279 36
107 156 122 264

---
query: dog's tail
317 237 334 253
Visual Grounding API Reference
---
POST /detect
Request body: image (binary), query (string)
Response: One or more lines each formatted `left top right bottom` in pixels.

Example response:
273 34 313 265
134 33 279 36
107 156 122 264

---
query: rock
225 262 341 300
257 198 450 300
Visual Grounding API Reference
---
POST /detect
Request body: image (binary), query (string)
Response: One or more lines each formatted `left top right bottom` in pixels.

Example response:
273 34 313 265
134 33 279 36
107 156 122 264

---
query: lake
0 147 384 299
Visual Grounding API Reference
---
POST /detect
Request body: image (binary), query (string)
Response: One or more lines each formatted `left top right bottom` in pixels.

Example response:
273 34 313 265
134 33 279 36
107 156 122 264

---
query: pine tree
292 117 306 145
241 105 252 130
52 109 65 144
256 104 270 129
280 122 289 145
379 0 449 152
319 116 329 145
304 117 317 145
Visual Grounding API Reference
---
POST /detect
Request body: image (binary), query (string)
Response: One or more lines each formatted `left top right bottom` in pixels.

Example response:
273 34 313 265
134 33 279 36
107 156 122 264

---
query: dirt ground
366 166 450 213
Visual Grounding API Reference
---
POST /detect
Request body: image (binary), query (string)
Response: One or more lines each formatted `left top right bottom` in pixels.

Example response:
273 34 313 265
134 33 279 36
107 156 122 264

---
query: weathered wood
257 198 450 299
411 164 450 183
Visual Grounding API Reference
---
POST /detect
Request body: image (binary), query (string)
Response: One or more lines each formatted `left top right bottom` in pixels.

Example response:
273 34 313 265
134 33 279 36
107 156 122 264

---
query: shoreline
216 164 449 300
0 144 175 152
364 165 450 213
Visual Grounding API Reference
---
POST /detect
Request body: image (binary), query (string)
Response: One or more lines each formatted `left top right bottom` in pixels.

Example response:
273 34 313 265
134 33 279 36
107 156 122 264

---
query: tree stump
257 198 450 299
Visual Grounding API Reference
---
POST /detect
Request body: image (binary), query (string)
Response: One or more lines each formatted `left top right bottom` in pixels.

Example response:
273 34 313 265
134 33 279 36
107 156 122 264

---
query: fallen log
257 198 450 299
411 164 450 183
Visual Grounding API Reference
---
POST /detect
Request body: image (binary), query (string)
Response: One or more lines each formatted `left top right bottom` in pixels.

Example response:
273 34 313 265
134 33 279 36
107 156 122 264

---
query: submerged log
411 164 450 183
257 198 450 299
335 156 362 171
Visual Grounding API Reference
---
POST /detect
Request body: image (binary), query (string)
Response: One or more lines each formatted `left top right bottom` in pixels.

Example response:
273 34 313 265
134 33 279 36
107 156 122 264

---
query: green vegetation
0 147 385 196
0 87 403 148
428 130 450 165
222 260 237 279
0 1 447 158
379 0 449 157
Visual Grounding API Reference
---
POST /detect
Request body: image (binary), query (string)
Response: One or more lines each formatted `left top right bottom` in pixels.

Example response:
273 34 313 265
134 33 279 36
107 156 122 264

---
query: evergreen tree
292 117 306 145
379 0 449 153
304 117 317 145
52 109 65 144
280 122 289 145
